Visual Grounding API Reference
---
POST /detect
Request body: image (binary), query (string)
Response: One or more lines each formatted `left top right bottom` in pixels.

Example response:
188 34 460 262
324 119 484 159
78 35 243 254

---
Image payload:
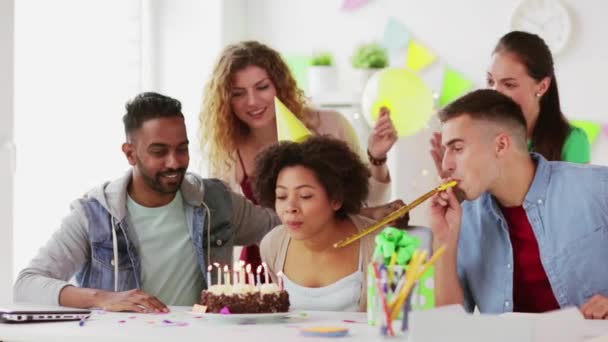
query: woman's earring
535 93 541 97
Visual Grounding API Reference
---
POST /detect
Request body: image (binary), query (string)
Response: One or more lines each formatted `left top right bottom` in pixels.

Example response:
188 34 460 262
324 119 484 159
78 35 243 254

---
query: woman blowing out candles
256 136 407 312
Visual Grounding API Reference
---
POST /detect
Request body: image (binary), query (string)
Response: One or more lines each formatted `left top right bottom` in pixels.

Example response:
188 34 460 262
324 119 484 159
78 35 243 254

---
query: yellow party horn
333 181 457 248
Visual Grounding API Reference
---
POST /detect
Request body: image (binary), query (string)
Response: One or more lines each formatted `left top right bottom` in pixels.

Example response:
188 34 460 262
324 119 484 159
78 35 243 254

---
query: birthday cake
200 283 290 314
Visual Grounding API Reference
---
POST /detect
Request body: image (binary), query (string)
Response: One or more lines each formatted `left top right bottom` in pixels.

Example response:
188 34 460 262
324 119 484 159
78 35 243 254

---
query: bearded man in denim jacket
430 89 608 320
14 92 280 312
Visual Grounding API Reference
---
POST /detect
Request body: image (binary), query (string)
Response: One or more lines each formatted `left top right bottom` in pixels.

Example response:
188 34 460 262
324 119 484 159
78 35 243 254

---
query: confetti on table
342 319 365 324
161 319 189 327
238 321 257 326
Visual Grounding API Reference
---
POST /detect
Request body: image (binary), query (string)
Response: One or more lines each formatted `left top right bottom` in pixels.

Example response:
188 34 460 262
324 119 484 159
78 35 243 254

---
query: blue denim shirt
75 177 234 292
458 153 608 313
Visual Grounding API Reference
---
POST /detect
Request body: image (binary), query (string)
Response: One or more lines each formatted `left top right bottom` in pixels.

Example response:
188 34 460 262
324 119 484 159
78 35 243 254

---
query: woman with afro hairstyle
255 136 401 312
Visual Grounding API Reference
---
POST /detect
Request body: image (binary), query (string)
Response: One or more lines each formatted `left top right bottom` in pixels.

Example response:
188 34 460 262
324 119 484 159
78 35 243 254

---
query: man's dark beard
137 159 186 194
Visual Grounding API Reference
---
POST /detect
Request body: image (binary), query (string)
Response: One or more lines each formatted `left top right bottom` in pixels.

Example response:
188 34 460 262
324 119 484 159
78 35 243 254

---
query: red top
237 151 263 283
501 205 559 313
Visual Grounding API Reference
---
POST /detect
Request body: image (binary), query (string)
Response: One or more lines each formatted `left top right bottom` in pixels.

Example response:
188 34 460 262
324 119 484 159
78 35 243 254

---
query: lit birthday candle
256 265 263 298
256 265 262 286
213 262 221 285
233 261 239 284
223 265 231 286
277 271 284 291
246 264 254 285
262 262 269 284
207 265 212 287
239 260 245 285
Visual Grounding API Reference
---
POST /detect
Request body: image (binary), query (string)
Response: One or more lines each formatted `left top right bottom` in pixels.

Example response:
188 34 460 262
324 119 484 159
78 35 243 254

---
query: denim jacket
458 153 608 313
14 171 279 305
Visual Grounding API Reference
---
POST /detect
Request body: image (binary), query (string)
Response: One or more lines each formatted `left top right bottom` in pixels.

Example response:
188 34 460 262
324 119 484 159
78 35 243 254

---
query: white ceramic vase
307 65 337 96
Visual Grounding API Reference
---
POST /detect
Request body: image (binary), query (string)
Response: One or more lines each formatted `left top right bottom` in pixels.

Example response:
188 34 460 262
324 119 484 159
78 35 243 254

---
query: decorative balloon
361 67 434 137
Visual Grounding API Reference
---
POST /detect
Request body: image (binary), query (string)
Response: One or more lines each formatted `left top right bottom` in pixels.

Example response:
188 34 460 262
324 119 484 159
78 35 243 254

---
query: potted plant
351 43 388 94
307 52 337 96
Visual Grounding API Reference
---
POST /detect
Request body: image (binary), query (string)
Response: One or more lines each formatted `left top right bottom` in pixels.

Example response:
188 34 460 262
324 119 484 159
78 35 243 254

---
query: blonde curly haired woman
199 41 398 271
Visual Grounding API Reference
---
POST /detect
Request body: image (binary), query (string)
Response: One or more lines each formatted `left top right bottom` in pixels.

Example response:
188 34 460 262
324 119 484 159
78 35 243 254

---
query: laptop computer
0 304 91 323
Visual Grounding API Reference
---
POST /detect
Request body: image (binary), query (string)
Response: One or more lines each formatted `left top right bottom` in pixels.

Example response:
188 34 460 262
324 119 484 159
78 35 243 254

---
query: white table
1 306 607 342
0 307 403 342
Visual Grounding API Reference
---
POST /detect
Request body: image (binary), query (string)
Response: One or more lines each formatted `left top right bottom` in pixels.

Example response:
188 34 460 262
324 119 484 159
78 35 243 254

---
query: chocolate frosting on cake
200 290 290 313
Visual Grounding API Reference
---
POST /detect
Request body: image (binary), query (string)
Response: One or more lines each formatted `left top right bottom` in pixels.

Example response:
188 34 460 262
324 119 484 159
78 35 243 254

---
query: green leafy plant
310 52 333 66
351 43 388 69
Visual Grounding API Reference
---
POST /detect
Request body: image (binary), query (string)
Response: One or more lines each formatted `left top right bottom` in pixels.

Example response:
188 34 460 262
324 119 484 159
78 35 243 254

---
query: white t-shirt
282 247 363 312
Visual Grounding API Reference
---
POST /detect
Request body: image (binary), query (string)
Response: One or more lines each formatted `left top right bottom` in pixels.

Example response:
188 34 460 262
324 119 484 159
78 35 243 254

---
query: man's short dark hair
439 89 528 145
253 136 371 219
123 92 183 136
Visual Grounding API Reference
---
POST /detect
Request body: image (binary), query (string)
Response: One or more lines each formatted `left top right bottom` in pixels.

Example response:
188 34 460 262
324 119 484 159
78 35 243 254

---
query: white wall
221 0 248 46
154 0 222 175
12 0 230 278
148 0 248 176
0 0 15 304
13 0 143 276
246 0 607 122
244 0 608 225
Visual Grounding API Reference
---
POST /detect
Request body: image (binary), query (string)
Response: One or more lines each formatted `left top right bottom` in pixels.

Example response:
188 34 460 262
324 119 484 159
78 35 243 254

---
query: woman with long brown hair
199 41 398 271
431 31 590 175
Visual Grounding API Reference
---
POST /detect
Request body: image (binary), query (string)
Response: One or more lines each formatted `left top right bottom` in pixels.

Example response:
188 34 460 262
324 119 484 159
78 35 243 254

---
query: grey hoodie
13 171 280 305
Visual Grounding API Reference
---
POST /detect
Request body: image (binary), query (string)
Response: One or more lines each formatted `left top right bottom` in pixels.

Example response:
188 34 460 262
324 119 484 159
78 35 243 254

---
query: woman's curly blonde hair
199 41 311 176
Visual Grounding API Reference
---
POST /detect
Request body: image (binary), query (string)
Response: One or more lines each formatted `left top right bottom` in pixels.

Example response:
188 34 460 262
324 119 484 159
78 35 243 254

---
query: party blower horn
333 181 458 248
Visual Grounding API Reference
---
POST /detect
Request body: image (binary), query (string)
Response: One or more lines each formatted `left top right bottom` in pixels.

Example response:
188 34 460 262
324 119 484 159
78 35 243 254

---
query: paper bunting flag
382 17 411 53
341 0 372 11
275 97 312 142
439 66 474 107
571 120 601 145
406 39 437 72
282 54 311 91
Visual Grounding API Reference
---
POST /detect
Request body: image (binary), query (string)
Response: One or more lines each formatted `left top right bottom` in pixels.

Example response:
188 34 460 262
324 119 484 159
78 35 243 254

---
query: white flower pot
307 66 337 96
353 68 382 96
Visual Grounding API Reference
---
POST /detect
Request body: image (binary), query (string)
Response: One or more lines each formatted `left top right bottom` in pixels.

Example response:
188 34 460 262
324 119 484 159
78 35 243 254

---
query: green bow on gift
373 227 421 266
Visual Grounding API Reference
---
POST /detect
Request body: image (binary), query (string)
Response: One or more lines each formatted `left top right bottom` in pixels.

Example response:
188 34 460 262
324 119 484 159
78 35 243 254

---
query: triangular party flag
406 39 437 72
439 66 474 107
275 97 312 142
382 17 411 53
341 0 372 11
571 120 601 145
